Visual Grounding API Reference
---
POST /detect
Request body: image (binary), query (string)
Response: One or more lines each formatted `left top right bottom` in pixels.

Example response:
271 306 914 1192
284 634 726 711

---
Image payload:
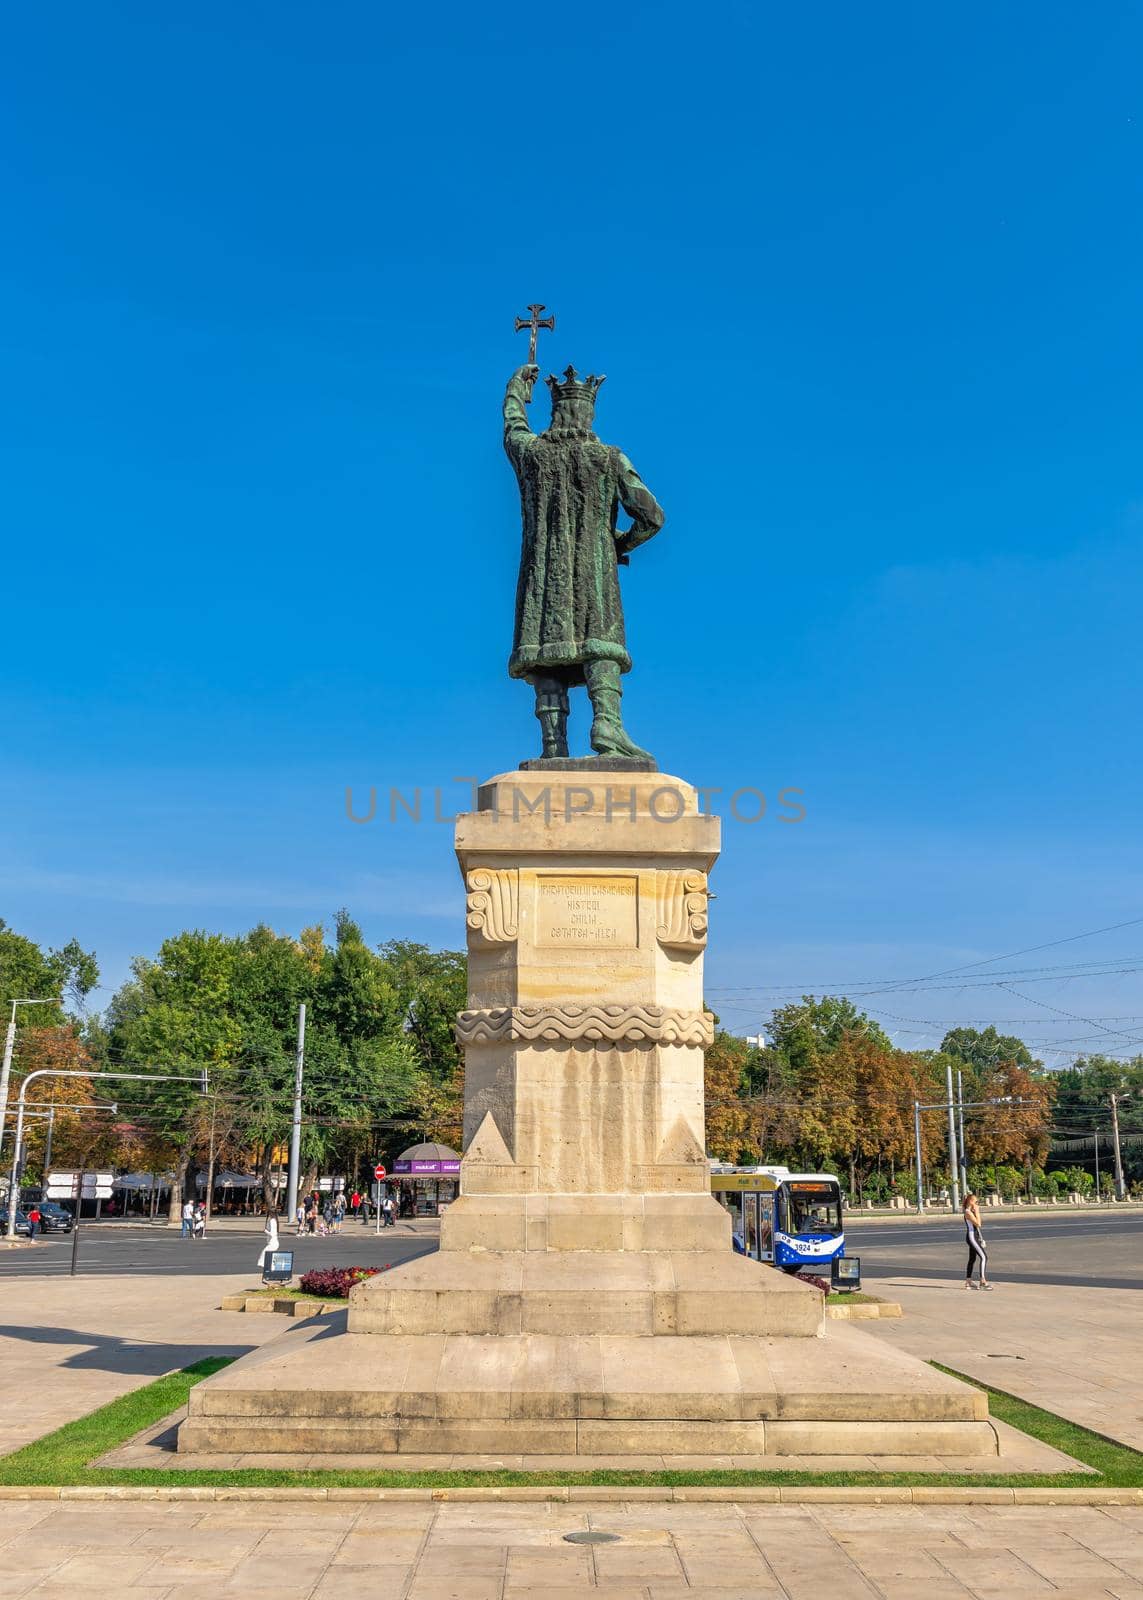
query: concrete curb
0 1484 1138 1505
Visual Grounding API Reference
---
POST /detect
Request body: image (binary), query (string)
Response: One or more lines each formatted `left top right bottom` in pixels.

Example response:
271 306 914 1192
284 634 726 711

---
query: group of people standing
179 1198 207 1240
295 1191 346 1235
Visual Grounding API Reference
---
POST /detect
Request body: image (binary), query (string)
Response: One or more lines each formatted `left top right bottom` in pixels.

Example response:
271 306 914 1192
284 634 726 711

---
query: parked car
35 1200 74 1234
0 1208 32 1237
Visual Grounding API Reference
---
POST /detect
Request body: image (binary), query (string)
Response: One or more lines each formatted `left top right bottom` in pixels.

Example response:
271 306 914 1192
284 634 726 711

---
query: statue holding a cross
504 304 665 764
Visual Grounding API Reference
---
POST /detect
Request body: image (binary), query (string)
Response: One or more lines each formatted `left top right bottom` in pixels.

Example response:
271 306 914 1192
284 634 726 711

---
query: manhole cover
564 1531 622 1545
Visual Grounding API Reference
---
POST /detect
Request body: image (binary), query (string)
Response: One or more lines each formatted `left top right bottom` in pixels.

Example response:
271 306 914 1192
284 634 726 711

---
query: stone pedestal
345 770 822 1346
178 768 997 1460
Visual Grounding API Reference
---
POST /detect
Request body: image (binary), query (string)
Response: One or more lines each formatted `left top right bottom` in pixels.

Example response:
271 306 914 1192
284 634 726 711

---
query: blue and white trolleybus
710 1165 846 1274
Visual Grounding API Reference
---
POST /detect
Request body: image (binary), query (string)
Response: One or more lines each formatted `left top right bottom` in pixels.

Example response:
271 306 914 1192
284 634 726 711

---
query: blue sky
2 2 1141 1064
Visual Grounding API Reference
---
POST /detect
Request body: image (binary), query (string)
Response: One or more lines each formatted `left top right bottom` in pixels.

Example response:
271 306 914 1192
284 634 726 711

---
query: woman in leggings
962 1191 992 1289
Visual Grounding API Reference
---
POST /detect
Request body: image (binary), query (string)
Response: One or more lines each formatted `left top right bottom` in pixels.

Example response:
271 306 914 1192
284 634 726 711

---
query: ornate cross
514 303 555 365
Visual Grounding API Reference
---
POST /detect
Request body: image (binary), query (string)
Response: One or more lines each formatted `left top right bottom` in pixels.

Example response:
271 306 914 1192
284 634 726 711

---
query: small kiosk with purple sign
391 1142 461 1216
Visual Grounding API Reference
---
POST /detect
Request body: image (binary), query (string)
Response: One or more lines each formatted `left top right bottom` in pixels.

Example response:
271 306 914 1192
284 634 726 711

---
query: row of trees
4 916 1142 1209
704 1002 1143 1197
2 915 465 1216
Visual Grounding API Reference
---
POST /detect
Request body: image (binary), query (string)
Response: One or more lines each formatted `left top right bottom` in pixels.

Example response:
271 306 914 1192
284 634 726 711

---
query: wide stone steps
179 1323 998 1459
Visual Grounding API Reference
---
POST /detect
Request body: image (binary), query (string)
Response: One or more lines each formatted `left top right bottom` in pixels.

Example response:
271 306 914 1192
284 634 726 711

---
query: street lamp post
0 998 61 1155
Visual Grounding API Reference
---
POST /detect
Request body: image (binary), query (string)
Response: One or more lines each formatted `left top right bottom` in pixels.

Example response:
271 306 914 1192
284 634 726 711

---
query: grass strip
931 1363 1143 1485
2 1359 1140 1490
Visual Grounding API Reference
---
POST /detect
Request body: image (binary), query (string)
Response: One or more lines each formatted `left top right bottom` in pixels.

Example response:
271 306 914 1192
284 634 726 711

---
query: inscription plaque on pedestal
535 873 638 948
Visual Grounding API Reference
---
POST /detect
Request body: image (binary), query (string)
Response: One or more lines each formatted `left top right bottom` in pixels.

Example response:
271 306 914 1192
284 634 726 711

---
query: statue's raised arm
503 364 539 469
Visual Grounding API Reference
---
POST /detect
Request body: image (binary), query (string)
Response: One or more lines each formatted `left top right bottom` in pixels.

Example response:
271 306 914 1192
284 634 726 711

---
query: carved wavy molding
456 1004 715 1047
466 868 519 944
657 869 709 950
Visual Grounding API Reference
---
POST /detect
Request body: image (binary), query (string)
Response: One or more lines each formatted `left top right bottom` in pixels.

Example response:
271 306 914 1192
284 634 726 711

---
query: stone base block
346 1246 823 1338
178 1319 998 1459
438 1193 732 1253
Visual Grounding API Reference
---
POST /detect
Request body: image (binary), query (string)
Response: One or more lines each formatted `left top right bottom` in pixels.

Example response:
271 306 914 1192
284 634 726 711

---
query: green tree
105 931 241 1218
0 920 98 1021
704 1031 752 1162
940 1025 1038 1074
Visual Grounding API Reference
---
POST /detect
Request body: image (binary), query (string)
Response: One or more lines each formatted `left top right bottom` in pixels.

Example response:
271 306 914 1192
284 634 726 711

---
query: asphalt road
0 1222 436 1279
845 1210 1143 1291
3 1211 1140 1290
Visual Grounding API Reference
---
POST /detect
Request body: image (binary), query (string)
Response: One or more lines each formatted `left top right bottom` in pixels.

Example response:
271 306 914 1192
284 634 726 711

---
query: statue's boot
533 676 570 759
585 660 654 762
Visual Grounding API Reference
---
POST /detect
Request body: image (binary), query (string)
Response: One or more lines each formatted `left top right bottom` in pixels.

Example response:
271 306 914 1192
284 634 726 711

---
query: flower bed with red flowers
297 1265 384 1299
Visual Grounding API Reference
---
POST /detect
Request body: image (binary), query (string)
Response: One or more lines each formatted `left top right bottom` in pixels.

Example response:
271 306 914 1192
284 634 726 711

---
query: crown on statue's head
546 364 606 405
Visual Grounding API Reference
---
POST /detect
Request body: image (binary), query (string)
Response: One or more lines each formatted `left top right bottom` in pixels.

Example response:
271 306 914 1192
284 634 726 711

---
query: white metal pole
1093 1121 1100 1198
286 1003 306 1227
913 1101 924 1214
0 1007 16 1157
946 1061 961 1210
1110 1092 1127 1201
6 1067 203 1239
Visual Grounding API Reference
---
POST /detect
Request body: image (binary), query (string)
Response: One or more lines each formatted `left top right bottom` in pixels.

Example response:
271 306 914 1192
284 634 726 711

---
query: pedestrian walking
181 1197 195 1239
350 1190 361 1219
192 1201 206 1241
963 1191 992 1289
382 1194 396 1228
27 1205 41 1239
333 1194 345 1233
259 1212 280 1273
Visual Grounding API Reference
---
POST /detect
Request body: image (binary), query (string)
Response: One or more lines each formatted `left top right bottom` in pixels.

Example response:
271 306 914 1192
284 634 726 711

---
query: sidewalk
863 1271 1143 1451
1 1497 1140 1598
0 1272 289 1458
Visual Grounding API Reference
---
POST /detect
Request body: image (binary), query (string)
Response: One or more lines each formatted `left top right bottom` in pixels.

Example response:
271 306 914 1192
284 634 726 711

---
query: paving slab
865 1274 1143 1452
0 1270 295 1457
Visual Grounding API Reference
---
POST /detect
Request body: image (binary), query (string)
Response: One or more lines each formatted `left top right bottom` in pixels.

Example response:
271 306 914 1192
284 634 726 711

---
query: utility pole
204 1095 218 1225
945 1060 961 1210
913 1101 924 1214
286 1003 306 1226
1110 1091 1129 1202
0 997 60 1155
1094 1126 1101 1200
956 1068 968 1195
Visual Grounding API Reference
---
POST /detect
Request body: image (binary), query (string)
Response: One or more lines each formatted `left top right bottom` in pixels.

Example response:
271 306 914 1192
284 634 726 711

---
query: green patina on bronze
503 342 664 765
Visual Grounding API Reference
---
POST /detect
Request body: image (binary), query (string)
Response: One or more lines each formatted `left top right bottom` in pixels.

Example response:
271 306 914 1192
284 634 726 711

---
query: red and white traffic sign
373 1163 387 1180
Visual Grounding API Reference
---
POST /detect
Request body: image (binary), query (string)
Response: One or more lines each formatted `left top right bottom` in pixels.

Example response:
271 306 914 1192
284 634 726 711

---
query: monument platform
179 1316 998 1458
